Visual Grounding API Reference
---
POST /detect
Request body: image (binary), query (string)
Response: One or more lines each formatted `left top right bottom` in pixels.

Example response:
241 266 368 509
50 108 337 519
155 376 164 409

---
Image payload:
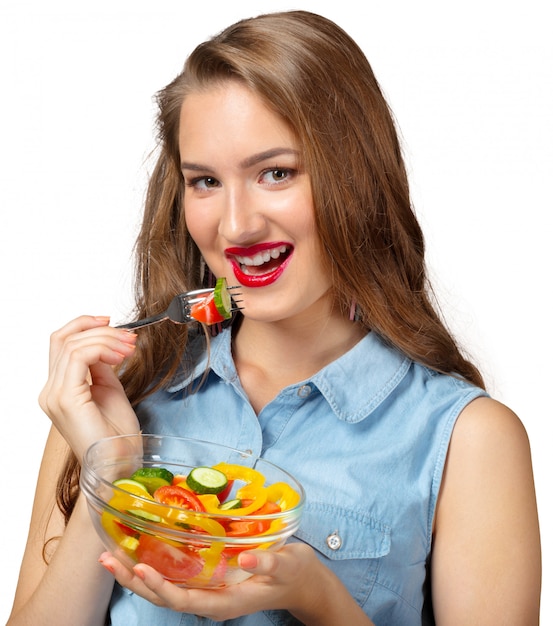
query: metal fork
116 287 242 330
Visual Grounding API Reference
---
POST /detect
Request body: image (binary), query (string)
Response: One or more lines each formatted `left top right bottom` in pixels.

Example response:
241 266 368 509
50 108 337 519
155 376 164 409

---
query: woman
8 10 540 625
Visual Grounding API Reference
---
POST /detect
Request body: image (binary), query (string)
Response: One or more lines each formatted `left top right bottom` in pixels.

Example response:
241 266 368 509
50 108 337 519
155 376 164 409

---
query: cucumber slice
218 498 242 511
113 478 150 495
126 509 163 523
186 466 229 495
213 277 232 319
130 467 174 494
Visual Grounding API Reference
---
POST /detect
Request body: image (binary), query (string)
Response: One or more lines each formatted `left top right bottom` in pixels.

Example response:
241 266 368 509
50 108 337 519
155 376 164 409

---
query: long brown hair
56 10 484 525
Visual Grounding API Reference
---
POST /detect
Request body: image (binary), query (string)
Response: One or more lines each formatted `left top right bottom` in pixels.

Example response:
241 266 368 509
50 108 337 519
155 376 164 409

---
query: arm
432 397 541 625
8 316 140 625
7 425 114 626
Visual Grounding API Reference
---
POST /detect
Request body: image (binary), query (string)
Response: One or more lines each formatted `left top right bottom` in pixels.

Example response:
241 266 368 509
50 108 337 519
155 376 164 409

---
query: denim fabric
108 329 487 625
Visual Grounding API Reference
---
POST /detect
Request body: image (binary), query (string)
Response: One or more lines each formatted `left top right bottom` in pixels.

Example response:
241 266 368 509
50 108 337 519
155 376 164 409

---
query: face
179 82 332 324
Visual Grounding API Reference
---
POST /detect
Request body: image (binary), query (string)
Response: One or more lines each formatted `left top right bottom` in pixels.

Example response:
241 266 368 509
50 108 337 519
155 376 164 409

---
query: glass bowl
80 434 304 588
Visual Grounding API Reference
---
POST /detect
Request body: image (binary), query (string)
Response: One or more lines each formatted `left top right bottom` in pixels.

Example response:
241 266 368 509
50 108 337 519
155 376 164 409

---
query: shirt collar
167 327 411 424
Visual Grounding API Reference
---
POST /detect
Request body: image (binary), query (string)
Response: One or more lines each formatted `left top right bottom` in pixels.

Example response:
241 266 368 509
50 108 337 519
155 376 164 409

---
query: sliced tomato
225 501 282 537
189 293 227 325
216 479 235 503
153 485 206 512
226 520 266 537
135 534 203 582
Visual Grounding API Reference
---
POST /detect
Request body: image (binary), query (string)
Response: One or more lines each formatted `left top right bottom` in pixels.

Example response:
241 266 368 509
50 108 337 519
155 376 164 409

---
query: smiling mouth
233 245 291 276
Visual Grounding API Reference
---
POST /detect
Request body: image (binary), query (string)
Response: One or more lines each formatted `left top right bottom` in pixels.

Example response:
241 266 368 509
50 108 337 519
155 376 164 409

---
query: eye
185 176 220 190
259 168 295 186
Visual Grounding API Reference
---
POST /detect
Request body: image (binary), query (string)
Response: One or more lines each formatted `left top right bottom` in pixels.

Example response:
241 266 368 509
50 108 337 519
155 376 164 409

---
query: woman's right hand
39 315 140 463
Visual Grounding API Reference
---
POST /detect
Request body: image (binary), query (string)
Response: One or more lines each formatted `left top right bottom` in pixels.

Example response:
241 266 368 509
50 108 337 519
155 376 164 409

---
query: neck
231 312 367 414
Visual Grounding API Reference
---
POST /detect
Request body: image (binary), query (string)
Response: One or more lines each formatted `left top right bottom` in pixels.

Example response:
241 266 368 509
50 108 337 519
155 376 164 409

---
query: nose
218 184 268 244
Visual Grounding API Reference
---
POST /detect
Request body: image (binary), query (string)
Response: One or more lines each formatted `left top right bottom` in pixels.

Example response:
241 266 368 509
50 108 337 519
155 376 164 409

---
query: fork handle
116 313 167 330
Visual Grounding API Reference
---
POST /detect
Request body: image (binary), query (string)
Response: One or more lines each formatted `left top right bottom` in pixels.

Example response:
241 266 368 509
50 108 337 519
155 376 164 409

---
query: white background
1 0 550 622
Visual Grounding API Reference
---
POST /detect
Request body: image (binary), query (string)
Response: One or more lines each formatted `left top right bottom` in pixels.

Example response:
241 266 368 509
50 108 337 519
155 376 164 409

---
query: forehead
178 82 299 159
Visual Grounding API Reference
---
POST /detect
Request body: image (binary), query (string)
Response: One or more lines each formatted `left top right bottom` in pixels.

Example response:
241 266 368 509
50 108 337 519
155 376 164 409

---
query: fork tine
181 293 242 307
183 285 240 293
178 286 241 300
183 288 215 297
186 297 210 305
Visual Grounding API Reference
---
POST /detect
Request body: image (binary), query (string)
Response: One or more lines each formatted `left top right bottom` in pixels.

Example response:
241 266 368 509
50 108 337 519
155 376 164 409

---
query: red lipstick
225 242 292 288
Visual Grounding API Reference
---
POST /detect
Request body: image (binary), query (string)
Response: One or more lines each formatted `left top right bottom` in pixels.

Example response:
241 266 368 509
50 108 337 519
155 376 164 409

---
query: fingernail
133 566 146 580
99 558 115 575
238 552 258 569
118 330 138 343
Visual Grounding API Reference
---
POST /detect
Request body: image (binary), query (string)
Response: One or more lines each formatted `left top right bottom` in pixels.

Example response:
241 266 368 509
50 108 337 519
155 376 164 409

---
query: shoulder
441 396 535 506
431 399 541 621
435 395 538 542
450 396 531 462
434 395 539 568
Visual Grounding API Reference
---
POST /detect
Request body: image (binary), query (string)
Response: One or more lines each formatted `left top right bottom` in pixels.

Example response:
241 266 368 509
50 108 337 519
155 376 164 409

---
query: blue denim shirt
108 328 486 626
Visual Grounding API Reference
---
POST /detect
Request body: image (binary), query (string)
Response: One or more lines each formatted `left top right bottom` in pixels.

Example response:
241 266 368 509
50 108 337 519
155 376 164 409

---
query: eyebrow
180 147 299 172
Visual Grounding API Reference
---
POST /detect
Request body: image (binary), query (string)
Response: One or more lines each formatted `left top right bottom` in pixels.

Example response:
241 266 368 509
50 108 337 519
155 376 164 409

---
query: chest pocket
292 501 391 606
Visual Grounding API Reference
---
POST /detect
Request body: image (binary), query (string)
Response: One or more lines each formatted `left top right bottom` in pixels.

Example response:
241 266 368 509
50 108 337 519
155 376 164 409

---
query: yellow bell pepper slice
185 542 225 586
101 509 139 550
108 491 164 522
212 462 265 486
163 508 227 536
212 462 268 514
265 481 301 511
197 494 223 514
165 505 226 586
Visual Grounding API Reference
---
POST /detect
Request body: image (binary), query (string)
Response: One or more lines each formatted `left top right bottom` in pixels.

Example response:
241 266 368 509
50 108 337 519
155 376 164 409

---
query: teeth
236 245 288 267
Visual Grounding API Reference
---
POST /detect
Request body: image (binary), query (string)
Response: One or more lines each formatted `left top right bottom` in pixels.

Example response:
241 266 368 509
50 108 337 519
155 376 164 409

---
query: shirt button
297 384 312 398
326 531 342 550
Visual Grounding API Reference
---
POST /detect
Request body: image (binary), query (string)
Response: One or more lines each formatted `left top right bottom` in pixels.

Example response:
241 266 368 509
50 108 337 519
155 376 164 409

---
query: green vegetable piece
213 277 232 319
186 466 229 495
126 509 163 523
218 498 242 511
113 478 150 495
130 467 174 495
